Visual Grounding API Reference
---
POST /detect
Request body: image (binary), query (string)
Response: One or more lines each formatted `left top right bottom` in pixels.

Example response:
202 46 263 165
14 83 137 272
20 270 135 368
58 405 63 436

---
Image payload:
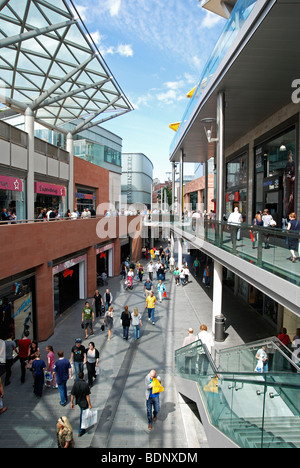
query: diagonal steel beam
31 52 97 110
38 77 112 108
0 19 76 48
71 94 122 134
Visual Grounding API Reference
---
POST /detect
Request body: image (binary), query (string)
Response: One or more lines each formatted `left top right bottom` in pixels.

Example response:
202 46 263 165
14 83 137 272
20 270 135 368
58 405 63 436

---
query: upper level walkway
0 243 275 449
144 216 300 316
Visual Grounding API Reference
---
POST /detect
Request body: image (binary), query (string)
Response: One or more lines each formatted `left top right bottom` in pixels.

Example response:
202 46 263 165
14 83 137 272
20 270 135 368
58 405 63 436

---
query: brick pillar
87 246 97 297
36 262 54 341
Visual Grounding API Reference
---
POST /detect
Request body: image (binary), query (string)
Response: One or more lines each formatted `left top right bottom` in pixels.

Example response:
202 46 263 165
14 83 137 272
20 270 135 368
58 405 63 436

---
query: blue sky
74 0 226 180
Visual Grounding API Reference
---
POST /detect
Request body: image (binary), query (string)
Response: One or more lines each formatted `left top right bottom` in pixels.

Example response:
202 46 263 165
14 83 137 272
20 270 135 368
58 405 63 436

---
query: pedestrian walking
197 324 214 375
104 289 113 311
91 290 104 318
157 280 166 303
183 265 190 284
0 376 7 414
17 330 31 384
120 305 131 340
70 339 86 381
287 212 300 263
85 342 99 388
255 345 269 372
147 261 154 281
145 291 156 325
182 328 197 375
52 350 72 407
145 369 164 430
31 352 46 397
71 371 92 437
4 333 17 386
56 416 75 448
144 277 153 297
173 266 180 285
27 340 40 372
82 301 95 339
103 305 114 341
203 264 211 288
132 307 143 341
45 345 57 388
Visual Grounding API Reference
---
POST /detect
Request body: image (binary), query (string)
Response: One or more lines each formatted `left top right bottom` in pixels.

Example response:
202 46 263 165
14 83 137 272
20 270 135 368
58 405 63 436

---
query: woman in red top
278 328 291 348
18 330 31 383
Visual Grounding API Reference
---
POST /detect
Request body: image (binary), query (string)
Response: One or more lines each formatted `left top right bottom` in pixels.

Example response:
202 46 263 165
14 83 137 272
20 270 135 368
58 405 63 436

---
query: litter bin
215 315 226 342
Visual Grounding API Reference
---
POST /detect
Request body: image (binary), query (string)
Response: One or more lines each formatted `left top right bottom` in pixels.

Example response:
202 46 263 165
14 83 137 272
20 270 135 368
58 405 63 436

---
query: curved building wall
121 153 153 207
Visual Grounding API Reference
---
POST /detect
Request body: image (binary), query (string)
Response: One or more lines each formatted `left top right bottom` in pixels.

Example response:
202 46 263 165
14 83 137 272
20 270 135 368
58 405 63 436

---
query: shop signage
263 176 280 191
35 182 66 197
63 268 74 278
75 192 96 200
0 175 23 192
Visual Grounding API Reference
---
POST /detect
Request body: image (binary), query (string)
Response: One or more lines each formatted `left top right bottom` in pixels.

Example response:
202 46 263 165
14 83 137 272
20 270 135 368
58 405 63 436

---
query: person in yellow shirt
145 291 156 325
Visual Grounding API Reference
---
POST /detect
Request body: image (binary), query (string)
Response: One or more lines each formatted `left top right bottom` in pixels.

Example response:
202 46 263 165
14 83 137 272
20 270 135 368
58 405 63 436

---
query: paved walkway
0 243 275 448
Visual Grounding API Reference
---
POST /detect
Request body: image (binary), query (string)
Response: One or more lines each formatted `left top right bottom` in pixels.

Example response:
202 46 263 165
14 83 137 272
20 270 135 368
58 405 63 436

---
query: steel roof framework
0 0 133 135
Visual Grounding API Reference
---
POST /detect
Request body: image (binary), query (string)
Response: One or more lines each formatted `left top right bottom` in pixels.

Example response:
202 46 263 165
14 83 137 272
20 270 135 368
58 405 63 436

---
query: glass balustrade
175 340 300 448
166 217 300 286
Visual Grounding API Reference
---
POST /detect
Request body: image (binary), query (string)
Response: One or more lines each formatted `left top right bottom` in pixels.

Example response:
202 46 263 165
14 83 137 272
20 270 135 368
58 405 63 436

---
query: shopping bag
163 291 167 298
250 230 254 242
255 359 263 373
44 371 52 382
81 408 98 430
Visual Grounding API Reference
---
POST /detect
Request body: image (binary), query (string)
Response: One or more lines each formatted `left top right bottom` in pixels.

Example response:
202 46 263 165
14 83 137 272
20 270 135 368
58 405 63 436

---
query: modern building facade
0 0 141 343
121 152 153 209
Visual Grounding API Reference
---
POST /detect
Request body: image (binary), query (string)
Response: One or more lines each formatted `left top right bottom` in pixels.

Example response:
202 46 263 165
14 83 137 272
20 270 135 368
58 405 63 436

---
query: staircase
218 417 300 448
175 338 300 448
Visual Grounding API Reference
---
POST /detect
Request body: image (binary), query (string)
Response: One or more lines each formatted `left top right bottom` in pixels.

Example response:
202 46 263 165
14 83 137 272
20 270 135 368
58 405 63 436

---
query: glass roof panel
0 0 133 133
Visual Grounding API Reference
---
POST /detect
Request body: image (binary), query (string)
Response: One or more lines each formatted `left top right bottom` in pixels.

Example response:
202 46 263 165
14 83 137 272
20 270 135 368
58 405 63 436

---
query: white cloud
107 0 122 16
201 11 224 29
116 44 133 57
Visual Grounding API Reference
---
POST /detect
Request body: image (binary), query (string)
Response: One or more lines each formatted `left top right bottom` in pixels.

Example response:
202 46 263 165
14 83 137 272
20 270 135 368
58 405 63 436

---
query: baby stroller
124 275 133 291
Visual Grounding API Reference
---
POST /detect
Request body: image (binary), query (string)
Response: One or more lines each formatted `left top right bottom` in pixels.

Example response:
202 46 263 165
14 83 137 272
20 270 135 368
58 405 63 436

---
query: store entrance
54 264 79 317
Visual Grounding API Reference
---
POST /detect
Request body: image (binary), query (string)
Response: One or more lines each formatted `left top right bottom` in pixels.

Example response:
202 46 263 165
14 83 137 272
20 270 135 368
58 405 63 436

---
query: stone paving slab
0 242 275 449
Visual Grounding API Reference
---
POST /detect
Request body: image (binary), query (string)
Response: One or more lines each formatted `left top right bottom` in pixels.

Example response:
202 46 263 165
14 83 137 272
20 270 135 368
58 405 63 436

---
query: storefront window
34 181 67 219
226 153 247 218
255 126 296 224
75 187 96 214
0 275 36 341
0 175 26 221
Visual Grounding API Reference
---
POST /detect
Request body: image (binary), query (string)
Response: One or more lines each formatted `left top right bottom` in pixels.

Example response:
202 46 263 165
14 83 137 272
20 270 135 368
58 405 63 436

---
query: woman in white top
85 342 99 387
197 324 214 375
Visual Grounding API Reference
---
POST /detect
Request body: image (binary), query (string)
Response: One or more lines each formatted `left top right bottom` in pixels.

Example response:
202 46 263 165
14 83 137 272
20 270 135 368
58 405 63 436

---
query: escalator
175 338 300 448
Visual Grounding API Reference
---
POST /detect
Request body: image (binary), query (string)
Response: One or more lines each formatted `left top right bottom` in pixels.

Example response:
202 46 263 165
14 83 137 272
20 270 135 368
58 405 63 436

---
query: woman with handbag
103 306 114 342
157 280 166 303
120 306 131 340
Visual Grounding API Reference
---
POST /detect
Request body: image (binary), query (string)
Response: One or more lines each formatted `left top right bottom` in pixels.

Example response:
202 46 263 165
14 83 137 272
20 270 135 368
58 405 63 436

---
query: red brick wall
74 157 109 206
0 216 140 340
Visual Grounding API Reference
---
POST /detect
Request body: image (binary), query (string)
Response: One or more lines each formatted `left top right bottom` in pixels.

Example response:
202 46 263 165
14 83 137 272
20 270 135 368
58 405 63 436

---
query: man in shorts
82 301 95 339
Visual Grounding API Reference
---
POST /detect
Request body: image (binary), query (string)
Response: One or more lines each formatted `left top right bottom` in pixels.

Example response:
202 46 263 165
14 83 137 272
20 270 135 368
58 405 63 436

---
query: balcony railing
145 215 300 286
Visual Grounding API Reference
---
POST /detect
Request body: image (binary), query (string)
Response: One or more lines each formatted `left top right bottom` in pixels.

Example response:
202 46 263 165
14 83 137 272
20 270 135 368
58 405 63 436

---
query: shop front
0 272 36 341
0 174 26 221
225 151 248 220
34 181 67 219
96 243 114 278
52 254 87 318
75 186 96 215
254 124 297 227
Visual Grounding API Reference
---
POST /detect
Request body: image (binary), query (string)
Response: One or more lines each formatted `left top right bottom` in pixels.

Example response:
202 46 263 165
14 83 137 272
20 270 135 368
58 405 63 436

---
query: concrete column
216 91 225 222
170 231 175 257
177 237 183 269
24 108 35 220
179 149 184 217
212 260 223 335
66 132 74 212
172 162 176 214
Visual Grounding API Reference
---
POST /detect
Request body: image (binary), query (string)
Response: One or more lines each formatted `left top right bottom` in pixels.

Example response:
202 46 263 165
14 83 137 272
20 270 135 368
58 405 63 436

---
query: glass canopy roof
0 0 133 134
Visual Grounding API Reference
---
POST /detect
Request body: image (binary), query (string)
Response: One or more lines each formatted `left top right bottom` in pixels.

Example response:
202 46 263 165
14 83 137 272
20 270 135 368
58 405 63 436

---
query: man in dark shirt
70 338 86 381
53 350 72 406
71 371 92 436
